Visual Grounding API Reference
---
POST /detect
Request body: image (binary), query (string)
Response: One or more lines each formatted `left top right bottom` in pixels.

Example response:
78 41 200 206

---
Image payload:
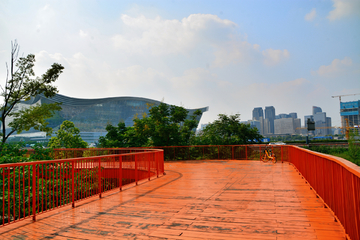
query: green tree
98 103 202 147
194 114 263 145
147 103 201 146
48 120 88 148
348 130 360 165
0 41 63 148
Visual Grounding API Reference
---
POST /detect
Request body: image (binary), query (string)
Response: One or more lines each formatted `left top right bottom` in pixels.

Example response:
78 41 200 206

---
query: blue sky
1 0 359 127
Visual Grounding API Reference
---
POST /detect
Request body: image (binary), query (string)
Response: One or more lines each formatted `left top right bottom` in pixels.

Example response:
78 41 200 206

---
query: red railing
288 146 359 240
146 145 288 162
0 148 164 227
1 145 359 240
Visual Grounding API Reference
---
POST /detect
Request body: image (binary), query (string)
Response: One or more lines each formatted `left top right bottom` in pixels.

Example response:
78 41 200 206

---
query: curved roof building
24 94 208 133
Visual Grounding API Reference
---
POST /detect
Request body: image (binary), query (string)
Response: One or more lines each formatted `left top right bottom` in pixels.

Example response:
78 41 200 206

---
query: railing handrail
290 145 360 177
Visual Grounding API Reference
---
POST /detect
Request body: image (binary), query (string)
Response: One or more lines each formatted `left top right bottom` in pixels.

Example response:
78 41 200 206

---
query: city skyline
1 0 359 127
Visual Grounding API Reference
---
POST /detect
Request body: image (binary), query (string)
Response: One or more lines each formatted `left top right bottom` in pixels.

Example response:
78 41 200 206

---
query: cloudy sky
1 0 359 127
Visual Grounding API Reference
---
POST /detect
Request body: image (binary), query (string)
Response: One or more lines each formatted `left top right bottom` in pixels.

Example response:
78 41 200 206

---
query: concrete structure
340 100 360 127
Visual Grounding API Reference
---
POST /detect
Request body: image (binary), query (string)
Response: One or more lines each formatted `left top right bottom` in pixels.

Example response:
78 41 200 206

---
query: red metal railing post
135 155 138 185
232 146 234 160
119 156 122 191
156 152 159 178
32 164 36 221
72 160 75 207
99 158 102 198
148 153 151 181
281 146 283 163
246 146 248 160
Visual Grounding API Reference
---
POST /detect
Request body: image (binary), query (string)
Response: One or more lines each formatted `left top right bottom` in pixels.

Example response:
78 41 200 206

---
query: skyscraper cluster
304 106 332 136
250 106 331 136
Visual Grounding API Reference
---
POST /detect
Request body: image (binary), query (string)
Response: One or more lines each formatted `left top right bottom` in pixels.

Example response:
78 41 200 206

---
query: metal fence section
149 145 288 162
288 146 360 240
0 148 164 227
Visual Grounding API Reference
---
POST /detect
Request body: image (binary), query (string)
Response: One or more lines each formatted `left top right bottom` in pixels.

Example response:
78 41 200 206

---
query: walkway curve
0 160 346 239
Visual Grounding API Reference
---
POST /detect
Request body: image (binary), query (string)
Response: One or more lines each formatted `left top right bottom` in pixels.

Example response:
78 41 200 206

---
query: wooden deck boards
0 160 347 239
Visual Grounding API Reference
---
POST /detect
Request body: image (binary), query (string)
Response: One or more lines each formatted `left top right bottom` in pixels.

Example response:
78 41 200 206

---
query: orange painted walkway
0 160 346 239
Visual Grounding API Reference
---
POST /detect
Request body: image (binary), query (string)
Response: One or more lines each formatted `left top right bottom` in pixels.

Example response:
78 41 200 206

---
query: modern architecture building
252 107 263 121
304 106 331 136
265 106 275 134
274 111 301 135
340 100 360 128
4 94 208 143
274 118 301 135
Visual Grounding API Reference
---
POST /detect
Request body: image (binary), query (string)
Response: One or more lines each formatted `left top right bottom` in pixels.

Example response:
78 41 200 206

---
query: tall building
274 118 301 135
289 112 298 119
252 107 263 120
265 106 275 134
313 106 322 115
304 106 331 136
340 100 360 127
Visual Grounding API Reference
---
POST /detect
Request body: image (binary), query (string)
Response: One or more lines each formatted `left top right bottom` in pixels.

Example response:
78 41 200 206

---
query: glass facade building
340 100 360 127
13 94 208 142
265 106 275 134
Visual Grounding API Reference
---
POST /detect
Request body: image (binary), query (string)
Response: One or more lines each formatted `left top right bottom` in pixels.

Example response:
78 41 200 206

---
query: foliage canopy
0 41 63 147
48 120 88 148
194 114 263 145
99 103 202 147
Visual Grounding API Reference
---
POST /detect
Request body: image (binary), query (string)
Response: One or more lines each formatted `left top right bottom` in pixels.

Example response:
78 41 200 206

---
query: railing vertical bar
99 158 102 198
135 155 138 185
119 156 122 191
72 160 75 207
2 169 5 225
32 164 36 221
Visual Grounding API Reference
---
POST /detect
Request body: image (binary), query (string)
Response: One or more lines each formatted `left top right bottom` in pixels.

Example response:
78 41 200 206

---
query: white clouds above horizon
328 0 360 21
305 8 317 21
312 57 353 77
1 1 359 127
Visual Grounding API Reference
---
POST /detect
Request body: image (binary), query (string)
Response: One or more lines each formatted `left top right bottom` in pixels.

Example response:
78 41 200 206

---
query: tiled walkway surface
0 160 346 239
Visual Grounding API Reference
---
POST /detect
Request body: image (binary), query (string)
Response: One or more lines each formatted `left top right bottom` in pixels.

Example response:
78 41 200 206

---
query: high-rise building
340 100 359 127
252 107 263 120
265 106 275 134
313 106 322 115
289 112 298 119
304 106 331 136
274 117 301 135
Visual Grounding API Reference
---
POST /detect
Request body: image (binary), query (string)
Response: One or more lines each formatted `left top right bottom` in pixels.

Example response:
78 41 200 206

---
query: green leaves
48 121 88 148
9 103 62 136
99 103 201 147
1 41 64 146
195 114 263 145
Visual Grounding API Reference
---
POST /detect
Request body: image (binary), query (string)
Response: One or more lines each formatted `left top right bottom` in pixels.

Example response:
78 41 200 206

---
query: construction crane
331 93 360 102
332 93 360 128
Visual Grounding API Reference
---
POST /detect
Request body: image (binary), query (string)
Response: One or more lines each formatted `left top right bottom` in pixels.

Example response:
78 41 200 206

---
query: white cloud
262 49 290 66
313 57 353 77
305 8 317 21
327 0 360 21
112 14 236 56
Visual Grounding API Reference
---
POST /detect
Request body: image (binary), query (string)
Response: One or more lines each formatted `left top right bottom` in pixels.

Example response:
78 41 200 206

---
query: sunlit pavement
0 160 346 239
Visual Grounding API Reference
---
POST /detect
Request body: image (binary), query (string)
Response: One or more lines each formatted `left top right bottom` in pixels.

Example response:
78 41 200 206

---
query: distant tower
265 106 275 134
313 106 322 115
289 112 297 119
252 107 263 120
